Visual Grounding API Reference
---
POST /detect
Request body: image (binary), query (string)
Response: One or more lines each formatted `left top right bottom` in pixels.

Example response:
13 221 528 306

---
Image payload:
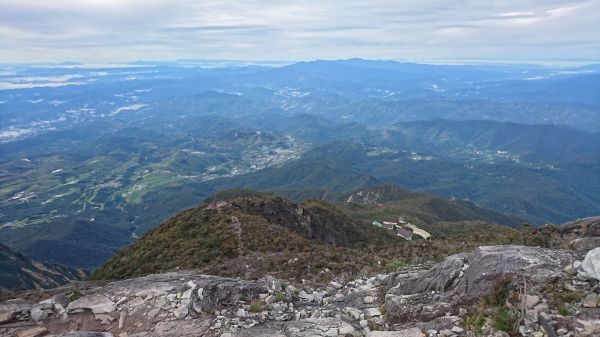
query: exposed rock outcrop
577 247 600 281
385 245 575 324
556 216 600 253
1 245 599 337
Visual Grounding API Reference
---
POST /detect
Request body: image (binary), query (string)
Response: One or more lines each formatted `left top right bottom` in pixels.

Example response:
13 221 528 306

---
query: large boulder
66 294 116 314
98 271 271 312
385 245 574 324
455 245 573 300
557 216 600 236
557 216 600 253
368 328 425 337
578 247 600 281
283 318 357 336
0 299 33 323
570 237 600 252
55 333 114 337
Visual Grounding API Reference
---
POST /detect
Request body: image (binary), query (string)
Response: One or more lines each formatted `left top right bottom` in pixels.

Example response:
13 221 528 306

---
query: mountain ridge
91 188 521 282
0 243 86 291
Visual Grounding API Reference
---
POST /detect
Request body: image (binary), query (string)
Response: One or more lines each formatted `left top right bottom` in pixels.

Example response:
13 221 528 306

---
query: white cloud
0 0 598 63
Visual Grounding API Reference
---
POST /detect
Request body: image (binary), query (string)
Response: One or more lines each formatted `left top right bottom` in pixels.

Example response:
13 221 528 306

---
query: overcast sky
1 0 599 64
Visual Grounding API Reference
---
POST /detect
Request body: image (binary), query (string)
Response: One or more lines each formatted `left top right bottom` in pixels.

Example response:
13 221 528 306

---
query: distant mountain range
1 59 599 272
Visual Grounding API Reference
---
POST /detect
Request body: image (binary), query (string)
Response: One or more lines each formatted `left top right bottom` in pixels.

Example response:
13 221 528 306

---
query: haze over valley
1 1 600 337
1 59 599 269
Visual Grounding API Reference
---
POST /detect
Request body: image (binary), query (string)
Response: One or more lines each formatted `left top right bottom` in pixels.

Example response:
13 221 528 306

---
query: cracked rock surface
1 245 599 337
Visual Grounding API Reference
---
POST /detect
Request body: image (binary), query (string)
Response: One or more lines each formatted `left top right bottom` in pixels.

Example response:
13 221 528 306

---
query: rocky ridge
1 244 599 337
556 216 600 253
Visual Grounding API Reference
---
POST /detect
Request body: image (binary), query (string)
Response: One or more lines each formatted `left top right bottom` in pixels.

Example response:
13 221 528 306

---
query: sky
1 0 599 64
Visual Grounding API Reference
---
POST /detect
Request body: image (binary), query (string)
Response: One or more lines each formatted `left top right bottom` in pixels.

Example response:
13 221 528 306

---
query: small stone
533 302 549 312
0 311 14 323
526 309 538 321
36 301 52 310
556 328 568 335
66 294 116 314
95 313 116 325
30 307 47 322
333 293 345 302
363 296 376 304
119 311 126 329
344 307 362 320
236 308 247 317
330 281 343 289
360 320 369 328
563 264 575 274
339 324 355 335
450 326 464 333
115 296 128 306
174 306 189 319
127 297 145 310
182 288 193 300
458 308 467 317
531 332 544 337
523 295 540 309
364 307 381 317
492 332 510 337
298 290 315 302
166 294 177 302
313 291 325 304
582 293 598 308
439 329 452 337
426 330 438 337
15 327 49 337
519 325 533 336
368 328 425 337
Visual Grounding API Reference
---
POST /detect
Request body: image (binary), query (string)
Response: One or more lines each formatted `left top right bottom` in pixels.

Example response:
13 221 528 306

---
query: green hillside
339 185 524 228
0 243 86 290
91 190 520 282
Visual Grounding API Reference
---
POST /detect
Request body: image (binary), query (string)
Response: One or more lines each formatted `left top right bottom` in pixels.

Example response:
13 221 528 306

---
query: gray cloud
0 0 598 64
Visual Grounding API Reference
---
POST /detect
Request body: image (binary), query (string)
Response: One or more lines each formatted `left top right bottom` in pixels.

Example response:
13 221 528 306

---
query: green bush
274 292 288 302
558 305 571 316
483 277 511 306
249 301 263 313
380 259 408 273
493 307 514 333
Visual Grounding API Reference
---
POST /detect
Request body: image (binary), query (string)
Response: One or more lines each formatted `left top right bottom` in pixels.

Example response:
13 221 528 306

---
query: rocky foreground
0 245 599 337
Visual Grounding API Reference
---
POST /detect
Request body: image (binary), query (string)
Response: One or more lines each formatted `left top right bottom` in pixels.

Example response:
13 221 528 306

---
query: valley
1 59 599 270
2 1 600 336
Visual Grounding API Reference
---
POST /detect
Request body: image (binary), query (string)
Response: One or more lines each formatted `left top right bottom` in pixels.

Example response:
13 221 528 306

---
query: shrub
379 304 387 318
274 292 287 302
463 313 486 334
558 305 571 316
493 307 514 333
249 300 263 313
560 291 584 303
380 259 408 273
484 277 512 306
